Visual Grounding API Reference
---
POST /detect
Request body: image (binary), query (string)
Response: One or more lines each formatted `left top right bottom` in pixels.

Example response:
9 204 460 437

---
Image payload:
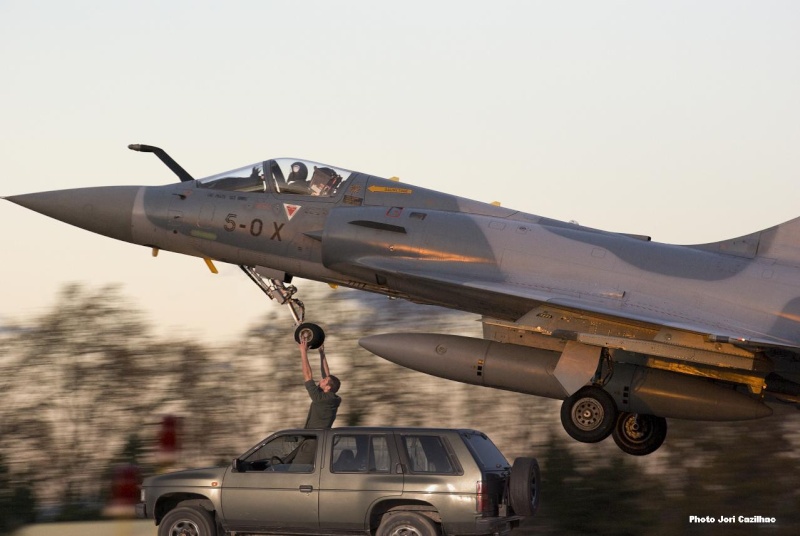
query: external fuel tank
359 333 772 421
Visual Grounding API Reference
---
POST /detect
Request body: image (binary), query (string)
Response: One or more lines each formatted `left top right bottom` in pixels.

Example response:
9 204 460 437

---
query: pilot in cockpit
279 161 310 194
287 162 309 188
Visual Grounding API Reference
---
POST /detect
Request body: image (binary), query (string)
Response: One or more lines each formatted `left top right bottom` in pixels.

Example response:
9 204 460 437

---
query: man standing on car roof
298 339 342 428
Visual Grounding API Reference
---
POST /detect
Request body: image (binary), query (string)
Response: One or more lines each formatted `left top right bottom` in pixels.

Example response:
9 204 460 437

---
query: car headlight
140 488 146 502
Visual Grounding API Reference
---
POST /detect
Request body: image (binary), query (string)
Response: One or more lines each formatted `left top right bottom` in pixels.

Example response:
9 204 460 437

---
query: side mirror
232 458 243 472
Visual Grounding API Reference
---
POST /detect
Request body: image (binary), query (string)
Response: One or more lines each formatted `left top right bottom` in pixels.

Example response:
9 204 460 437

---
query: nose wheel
294 322 326 349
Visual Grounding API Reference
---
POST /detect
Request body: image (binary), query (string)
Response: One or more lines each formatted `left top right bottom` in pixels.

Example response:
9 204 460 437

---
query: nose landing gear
239 265 325 348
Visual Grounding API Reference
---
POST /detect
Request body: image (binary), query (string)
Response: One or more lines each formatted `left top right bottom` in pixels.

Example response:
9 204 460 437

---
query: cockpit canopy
197 158 353 197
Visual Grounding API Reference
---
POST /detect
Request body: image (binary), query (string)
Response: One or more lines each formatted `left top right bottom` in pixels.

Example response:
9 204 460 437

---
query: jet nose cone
6 186 141 244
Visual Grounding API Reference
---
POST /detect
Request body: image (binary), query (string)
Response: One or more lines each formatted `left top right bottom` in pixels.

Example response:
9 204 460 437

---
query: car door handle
299 485 313 493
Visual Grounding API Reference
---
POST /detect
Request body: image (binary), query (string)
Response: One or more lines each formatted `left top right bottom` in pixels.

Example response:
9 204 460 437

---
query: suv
136 427 540 536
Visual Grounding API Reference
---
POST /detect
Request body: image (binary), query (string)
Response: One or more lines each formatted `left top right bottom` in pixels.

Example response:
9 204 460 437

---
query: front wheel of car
159 505 216 536
376 512 440 536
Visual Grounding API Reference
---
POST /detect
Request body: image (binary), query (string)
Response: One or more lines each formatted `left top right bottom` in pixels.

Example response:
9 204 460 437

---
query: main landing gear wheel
612 412 667 456
560 386 617 443
509 457 541 516
294 322 325 349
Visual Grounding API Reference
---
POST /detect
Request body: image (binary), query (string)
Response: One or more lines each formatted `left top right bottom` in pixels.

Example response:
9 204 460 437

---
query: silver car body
137 427 526 535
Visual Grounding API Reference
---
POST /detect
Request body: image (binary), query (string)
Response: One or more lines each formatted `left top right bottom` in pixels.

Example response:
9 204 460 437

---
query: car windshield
196 158 353 197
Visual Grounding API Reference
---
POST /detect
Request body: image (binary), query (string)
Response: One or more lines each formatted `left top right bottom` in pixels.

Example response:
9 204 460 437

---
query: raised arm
319 344 331 378
299 339 313 382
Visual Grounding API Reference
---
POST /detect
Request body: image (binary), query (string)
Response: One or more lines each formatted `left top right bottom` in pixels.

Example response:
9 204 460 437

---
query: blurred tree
119 434 144 465
1 280 799 535
661 419 800 536
0 453 37 534
529 434 665 536
1 284 170 506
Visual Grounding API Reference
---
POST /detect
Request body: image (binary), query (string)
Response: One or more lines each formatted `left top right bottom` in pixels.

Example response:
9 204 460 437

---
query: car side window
331 434 391 473
401 435 456 474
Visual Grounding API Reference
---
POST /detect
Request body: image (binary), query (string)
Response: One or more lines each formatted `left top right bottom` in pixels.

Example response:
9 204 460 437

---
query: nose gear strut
239 265 305 324
239 265 325 348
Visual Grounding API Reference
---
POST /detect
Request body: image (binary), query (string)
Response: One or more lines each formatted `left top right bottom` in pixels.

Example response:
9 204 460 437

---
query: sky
1 0 799 343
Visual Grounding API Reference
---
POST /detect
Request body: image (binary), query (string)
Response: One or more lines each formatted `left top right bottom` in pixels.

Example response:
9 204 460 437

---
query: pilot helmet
288 161 308 183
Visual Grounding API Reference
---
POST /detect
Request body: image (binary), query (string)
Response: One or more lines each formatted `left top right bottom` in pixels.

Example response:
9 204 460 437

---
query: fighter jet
6 145 800 455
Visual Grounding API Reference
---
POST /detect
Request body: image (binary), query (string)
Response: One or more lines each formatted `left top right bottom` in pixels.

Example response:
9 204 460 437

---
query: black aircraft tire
159 504 216 536
612 412 667 456
560 386 617 443
509 457 541 516
294 322 325 349
376 512 440 536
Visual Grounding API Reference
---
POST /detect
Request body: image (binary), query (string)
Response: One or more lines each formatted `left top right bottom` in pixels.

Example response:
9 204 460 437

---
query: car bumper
445 515 524 536
135 502 147 519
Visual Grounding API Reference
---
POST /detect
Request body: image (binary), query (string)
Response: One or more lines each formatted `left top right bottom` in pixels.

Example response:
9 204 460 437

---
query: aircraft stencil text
223 213 281 240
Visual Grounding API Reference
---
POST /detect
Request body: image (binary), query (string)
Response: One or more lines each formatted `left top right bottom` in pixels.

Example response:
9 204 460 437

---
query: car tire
560 385 617 443
376 511 440 536
294 322 325 349
159 504 216 536
509 457 541 516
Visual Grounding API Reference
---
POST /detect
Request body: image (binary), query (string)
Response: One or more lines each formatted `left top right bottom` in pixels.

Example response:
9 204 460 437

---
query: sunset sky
2 1 798 342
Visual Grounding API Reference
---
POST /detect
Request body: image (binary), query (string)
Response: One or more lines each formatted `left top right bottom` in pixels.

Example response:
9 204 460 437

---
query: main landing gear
612 412 667 456
560 386 616 444
560 385 668 456
239 265 326 349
